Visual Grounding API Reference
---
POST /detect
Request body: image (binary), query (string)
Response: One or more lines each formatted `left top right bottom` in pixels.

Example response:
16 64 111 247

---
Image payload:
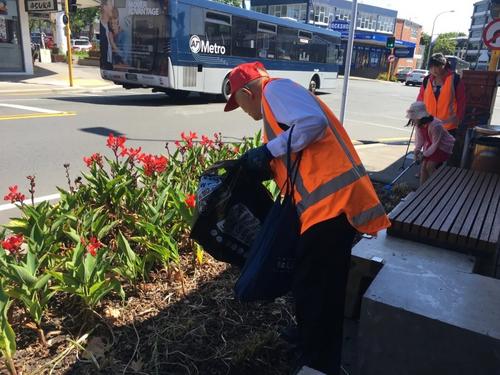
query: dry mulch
1 183 411 375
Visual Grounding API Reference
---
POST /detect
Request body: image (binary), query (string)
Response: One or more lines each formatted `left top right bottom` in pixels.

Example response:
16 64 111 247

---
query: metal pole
339 0 358 124
64 0 74 87
386 47 393 80
425 10 454 69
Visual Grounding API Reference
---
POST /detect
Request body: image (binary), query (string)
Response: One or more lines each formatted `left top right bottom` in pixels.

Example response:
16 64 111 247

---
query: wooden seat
388 165 500 256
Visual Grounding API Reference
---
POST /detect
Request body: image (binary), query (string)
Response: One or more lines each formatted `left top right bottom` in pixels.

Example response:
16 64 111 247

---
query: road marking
377 137 413 143
347 119 412 133
0 103 61 114
0 193 60 212
0 112 76 121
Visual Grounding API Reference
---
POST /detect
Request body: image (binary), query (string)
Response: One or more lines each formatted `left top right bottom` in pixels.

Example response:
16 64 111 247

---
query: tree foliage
432 32 461 56
213 0 242 6
70 7 99 39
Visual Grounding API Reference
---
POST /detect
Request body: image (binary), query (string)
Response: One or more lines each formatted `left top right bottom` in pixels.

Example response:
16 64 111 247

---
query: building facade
251 0 417 78
0 0 33 74
465 0 492 70
393 18 422 71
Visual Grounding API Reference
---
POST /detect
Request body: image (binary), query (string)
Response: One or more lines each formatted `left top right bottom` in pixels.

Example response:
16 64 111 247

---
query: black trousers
292 214 356 374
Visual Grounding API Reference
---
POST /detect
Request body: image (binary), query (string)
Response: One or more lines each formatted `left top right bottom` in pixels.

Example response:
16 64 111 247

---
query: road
1 78 498 222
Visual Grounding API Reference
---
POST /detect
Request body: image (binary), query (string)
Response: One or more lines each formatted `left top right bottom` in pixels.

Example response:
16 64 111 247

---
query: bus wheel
166 89 190 100
222 76 231 101
309 76 319 94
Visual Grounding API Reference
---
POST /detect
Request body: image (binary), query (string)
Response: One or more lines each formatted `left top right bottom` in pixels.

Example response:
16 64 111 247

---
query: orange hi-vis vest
261 79 391 235
423 74 458 131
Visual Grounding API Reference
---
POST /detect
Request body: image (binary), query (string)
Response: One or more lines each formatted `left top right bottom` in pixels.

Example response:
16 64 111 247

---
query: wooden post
64 0 74 87
489 50 500 71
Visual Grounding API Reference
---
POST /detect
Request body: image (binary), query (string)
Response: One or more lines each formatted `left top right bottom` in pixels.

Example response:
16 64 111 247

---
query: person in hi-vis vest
417 53 466 137
224 62 391 375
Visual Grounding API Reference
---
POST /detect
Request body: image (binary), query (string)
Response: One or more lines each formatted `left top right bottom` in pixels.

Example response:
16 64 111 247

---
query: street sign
25 0 58 12
394 47 415 58
482 18 500 50
329 20 350 37
387 55 395 63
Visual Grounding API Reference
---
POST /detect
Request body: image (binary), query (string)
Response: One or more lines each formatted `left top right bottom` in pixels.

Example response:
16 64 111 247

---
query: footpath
0 62 116 94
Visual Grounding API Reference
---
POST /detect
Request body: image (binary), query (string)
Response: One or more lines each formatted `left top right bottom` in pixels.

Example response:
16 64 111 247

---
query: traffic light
386 36 395 49
69 0 77 13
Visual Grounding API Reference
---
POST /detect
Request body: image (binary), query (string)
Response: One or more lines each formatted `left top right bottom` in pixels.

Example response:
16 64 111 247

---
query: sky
362 0 476 37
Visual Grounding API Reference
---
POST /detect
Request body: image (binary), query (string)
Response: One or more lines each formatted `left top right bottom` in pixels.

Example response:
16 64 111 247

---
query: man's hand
240 145 273 181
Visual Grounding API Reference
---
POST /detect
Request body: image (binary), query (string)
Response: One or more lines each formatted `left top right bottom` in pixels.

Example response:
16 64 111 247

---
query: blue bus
100 0 342 98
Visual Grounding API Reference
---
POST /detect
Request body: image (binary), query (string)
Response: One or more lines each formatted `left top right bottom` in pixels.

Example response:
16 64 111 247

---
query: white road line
347 119 412 133
0 193 60 212
0 103 61 114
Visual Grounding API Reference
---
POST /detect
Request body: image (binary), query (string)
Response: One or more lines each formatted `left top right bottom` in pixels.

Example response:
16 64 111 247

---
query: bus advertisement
100 0 342 98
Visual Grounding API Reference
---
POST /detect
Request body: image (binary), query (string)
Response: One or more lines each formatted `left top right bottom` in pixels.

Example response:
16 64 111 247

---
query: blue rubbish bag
235 126 301 301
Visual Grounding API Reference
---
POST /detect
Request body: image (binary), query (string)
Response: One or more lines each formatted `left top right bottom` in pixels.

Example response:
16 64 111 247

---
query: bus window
277 26 298 61
309 34 327 63
205 11 231 54
232 16 257 57
257 22 276 59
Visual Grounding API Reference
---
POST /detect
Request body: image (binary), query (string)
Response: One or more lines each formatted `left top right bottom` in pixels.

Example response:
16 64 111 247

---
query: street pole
64 0 74 87
425 10 454 69
339 0 358 124
386 47 393 81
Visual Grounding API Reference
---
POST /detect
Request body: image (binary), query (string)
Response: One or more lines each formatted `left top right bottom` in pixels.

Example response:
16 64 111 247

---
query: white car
71 39 92 52
405 69 429 86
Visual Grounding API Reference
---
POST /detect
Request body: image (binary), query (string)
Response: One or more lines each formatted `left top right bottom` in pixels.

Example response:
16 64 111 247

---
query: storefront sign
394 47 415 58
25 0 58 12
330 20 350 37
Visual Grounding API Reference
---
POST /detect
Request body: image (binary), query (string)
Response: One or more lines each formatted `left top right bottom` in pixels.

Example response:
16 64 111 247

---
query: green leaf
10 264 37 287
0 287 16 359
3 219 28 231
65 228 81 244
97 221 119 239
33 273 52 291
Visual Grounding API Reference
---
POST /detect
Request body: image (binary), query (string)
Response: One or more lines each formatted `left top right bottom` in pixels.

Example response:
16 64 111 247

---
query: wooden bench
388 166 500 257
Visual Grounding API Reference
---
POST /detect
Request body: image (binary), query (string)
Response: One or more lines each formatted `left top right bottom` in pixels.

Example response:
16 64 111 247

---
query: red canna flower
1 233 24 254
180 131 198 148
120 147 143 161
86 236 103 257
140 154 168 176
201 135 215 149
3 185 26 204
83 153 104 168
233 146 240 154
106 133 127 155
184 194 196 208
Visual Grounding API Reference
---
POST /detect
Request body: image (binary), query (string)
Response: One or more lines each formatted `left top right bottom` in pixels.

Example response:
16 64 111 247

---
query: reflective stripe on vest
261 79 391 235
423 74 458 131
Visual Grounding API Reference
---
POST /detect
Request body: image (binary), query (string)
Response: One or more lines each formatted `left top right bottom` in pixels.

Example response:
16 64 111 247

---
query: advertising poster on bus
100 0 168 75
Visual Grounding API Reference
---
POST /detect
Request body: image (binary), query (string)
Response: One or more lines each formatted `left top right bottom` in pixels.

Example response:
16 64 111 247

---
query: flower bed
0 132 264 374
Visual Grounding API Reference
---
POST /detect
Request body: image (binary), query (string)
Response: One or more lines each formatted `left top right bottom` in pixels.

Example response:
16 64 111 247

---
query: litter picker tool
400 119 414 170
384 160 418 191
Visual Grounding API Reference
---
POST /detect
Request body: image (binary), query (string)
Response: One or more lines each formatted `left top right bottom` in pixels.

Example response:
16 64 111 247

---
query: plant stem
37 326 47 347
5 357 18 375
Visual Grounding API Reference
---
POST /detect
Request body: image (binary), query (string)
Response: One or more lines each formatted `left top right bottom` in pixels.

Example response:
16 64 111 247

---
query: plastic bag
190 160 274 267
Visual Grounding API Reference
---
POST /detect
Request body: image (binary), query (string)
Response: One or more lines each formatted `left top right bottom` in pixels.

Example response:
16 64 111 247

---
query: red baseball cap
224 61 269 112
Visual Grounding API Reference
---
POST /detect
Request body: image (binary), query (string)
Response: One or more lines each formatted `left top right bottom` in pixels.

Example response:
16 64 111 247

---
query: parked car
71 39 92 52
405 69 429 86
396 67 412 82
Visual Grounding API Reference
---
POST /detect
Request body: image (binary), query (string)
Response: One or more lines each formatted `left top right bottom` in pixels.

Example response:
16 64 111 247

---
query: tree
432 32 461 56
213 0 242 6
70 7 99 40
420 32 431 66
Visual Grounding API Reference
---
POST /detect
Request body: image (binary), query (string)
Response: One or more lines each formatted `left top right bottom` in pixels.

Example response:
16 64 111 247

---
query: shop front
0 0 33 74
339 31 416 79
